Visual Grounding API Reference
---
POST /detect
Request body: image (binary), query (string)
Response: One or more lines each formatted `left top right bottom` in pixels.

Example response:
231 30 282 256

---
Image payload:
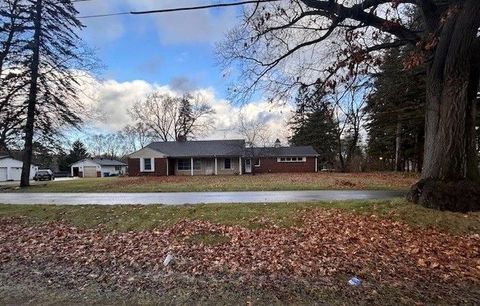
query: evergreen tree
18 0 87 186
176 94 194 140
65 140 89 166
289 87 338 167
365 48 426 172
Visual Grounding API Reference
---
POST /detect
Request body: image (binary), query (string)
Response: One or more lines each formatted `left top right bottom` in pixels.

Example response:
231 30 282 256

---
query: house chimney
274 139 281 148
177 134 187 142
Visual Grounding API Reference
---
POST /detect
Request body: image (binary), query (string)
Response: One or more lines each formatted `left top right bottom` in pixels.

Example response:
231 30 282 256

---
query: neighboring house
127 139 319 176
70 158 127 178
0 156 38 182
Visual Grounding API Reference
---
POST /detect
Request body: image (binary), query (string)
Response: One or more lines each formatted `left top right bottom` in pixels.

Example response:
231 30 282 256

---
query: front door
245 159 252 173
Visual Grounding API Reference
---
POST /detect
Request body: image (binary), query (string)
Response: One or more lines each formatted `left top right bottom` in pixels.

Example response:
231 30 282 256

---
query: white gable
129 147 167 158
0 157 24 168
70 159 101 168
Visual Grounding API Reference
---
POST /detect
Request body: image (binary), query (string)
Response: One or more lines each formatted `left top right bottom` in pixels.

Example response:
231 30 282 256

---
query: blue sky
72 0 292 142
76 0 238 97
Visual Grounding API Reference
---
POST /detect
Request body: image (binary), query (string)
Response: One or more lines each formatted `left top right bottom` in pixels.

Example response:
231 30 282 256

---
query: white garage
0 156 38 182
70 158 127 178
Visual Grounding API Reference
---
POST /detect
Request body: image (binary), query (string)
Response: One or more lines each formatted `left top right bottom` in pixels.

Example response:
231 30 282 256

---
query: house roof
250 146 318 157
146 140 246 157
0 155 37 166
91 159 127 166
73 158 127 166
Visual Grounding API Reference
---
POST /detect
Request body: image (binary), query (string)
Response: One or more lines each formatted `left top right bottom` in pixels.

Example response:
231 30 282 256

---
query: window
115 165 122 171
277 157 306 163
142 158 153 171
254 159 261 167
193 159 202 170
177 159 191 171
224 158 231 169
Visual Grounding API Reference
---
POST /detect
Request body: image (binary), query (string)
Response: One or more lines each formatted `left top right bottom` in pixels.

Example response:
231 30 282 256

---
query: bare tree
331 77 369 172
237 110 274 175
237 111 272 147
122 122 153 152
130 91 215 141
174 93 215 140
219 0 480 211
130 92 178 142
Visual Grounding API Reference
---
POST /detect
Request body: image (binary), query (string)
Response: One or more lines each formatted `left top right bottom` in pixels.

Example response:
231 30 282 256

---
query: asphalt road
0 190 405 205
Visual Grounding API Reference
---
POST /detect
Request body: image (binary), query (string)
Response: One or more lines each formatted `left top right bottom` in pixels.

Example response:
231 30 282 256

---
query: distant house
70 158 127 178
0 156 38 182
127 139 319 176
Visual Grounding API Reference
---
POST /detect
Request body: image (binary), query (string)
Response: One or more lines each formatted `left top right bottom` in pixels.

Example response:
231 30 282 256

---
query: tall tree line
0 0 91 186
365 48 426 173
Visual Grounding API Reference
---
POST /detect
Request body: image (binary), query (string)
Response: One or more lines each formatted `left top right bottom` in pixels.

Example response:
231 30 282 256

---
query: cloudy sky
73 0 293 143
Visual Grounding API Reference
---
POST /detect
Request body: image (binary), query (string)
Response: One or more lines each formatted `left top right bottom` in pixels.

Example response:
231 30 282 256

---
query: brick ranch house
127 139 319 176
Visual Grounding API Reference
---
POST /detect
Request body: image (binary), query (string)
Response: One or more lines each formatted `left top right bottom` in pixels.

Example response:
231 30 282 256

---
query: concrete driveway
0 190 405 205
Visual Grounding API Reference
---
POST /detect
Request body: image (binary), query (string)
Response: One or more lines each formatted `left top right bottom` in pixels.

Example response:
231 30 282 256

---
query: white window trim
277 157 307 163
254 158 261 167
141 157 155 172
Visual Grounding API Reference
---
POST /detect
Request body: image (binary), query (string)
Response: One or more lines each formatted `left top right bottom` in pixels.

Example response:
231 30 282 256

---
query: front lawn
0 172 418 192
1 199 479 305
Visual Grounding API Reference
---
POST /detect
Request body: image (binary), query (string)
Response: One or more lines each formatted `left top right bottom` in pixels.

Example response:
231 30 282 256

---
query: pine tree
19 0 86 186
289 87 338 167
65 140 89 166
176 94 194 140
365 48 426 172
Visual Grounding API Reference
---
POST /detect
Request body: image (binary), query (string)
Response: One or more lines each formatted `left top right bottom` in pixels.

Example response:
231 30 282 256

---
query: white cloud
77 75 293 143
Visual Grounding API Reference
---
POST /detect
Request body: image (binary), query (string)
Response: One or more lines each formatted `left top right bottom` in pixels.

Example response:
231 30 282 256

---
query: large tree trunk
20 0 42 187
408 0 480 212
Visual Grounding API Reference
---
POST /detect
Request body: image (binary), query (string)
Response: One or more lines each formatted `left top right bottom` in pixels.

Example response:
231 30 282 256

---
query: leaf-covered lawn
2 172 419 192
0 200 479 305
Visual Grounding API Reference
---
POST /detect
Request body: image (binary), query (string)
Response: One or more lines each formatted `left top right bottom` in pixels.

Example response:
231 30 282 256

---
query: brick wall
127 158 168 176
127 158 140 176
254 157 316 173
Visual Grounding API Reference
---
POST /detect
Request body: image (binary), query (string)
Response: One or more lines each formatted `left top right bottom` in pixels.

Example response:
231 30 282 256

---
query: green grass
0 172 418 193
1 199 478 235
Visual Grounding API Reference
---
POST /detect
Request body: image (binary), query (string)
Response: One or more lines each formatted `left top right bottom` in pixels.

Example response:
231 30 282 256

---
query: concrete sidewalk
0 190 405 205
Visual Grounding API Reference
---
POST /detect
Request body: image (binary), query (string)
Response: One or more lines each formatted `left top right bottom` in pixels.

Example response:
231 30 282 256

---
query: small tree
65 140 89 166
